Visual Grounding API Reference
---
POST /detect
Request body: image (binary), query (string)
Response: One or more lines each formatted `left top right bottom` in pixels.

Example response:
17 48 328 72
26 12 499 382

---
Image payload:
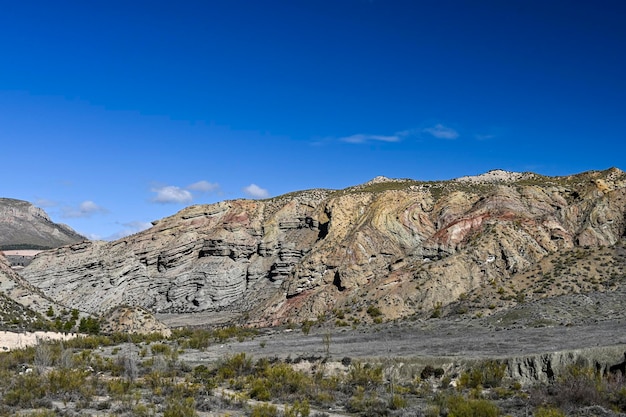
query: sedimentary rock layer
20 168 626 325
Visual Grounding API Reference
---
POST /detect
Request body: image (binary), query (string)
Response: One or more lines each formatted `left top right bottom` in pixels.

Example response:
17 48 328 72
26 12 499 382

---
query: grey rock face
0 198 85 249
0 252 63 320
505 346 626 386
19 169 626 326
21 193 328 315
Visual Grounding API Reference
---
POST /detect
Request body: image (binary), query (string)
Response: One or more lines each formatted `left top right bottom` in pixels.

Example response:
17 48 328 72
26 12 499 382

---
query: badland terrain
1 167 626 416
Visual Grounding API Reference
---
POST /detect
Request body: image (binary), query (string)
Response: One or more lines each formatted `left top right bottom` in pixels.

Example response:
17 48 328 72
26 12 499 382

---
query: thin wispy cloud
83 232 104 241
187 180 220 193
423 124 459 139
475 134 495 141
105 221 153 241
150 179 220 204
151 185 193 204
61 200 108 218
122 220 153 232
340 133 403 144
34 198 58 208
243 184 269 199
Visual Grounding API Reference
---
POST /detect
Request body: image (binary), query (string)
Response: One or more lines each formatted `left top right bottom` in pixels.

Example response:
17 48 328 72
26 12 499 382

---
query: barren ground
173 318 626 367
159 287 626 367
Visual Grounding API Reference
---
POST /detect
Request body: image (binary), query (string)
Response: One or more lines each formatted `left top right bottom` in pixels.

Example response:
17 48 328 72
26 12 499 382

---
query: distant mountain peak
0 198 86 250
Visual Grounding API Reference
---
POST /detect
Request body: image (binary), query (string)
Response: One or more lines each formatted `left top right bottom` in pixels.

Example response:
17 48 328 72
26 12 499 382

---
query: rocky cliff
20 168 626 326
0 252 62 328
0 198 85 250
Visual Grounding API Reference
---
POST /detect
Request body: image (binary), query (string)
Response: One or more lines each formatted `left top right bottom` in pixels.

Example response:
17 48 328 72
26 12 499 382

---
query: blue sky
1 1 625 240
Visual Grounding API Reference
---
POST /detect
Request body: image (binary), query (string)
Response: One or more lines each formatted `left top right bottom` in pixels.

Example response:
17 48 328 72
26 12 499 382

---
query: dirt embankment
0 331 78 351
171 317 626 387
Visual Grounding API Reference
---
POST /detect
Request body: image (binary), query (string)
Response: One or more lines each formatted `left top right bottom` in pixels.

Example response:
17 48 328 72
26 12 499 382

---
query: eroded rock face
505 346 626 386
20 168 626 326
100 306 171 337
22 193 329 316
0 252 62 321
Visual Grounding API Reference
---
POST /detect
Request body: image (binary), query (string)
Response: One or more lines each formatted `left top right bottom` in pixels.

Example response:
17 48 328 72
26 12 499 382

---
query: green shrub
482 361 506 388
258 362 312 399
192 364 217 392
431 302 442 318
78 317 100 334
47 368 90 401
535 363 604 409
301 320 313 335
347 385 388 415
0 346 36 371
284 399 310 417
249 377 272 401
366 305 382 318
107 378 135 402
3 373 47 407
163 395 197 417
150 343 172 356
608 385 626 411
535 406 566 417
250 403 279 417
216 352 253 380
389 393 408 410
212 325 258 343
458 361 506 389
446 395 499 417
346 362 383 389
63 334 115 349
21 411 57 417
133 403 157 417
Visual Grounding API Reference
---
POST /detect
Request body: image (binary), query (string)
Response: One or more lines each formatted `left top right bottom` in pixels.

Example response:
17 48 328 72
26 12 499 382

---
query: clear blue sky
1 1 625 240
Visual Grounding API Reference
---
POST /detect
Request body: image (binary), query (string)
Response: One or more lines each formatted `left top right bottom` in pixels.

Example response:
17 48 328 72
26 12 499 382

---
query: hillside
0 252 61 330
0 198 85 250
19 168 626 327
0 199 86 329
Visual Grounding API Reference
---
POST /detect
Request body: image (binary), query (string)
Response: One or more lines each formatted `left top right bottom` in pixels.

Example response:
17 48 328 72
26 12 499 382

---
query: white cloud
122 220 153 232
340 133 402 144
34 198 58 208
152 185 193 204
105 221 153 241
80 201 102 213
61 200 107 218
83 232 104 241
243 184 269 199
423 124 459 139
187 180 220 193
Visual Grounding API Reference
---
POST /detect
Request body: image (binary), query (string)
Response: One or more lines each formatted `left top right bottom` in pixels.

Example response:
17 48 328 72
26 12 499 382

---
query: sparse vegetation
1 311 626 416
2 172 626 416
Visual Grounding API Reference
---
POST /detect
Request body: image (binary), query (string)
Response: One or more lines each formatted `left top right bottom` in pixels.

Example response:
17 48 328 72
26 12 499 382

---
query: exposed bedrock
382 346 626 388
18 169 626 325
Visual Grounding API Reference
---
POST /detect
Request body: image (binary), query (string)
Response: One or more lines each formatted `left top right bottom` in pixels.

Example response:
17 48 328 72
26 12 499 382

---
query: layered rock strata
20 168 626 326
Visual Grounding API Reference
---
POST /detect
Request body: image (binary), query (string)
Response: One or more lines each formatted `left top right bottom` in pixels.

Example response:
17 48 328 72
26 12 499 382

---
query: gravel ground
175 317 626 367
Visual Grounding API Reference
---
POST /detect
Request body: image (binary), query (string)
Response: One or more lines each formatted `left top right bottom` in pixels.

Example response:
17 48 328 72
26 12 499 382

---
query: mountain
18 168 626 327
0 198 86 250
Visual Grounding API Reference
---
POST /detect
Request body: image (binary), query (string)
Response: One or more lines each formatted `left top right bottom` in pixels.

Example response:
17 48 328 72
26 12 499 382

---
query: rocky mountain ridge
0 198 85 250
19 168 626 327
